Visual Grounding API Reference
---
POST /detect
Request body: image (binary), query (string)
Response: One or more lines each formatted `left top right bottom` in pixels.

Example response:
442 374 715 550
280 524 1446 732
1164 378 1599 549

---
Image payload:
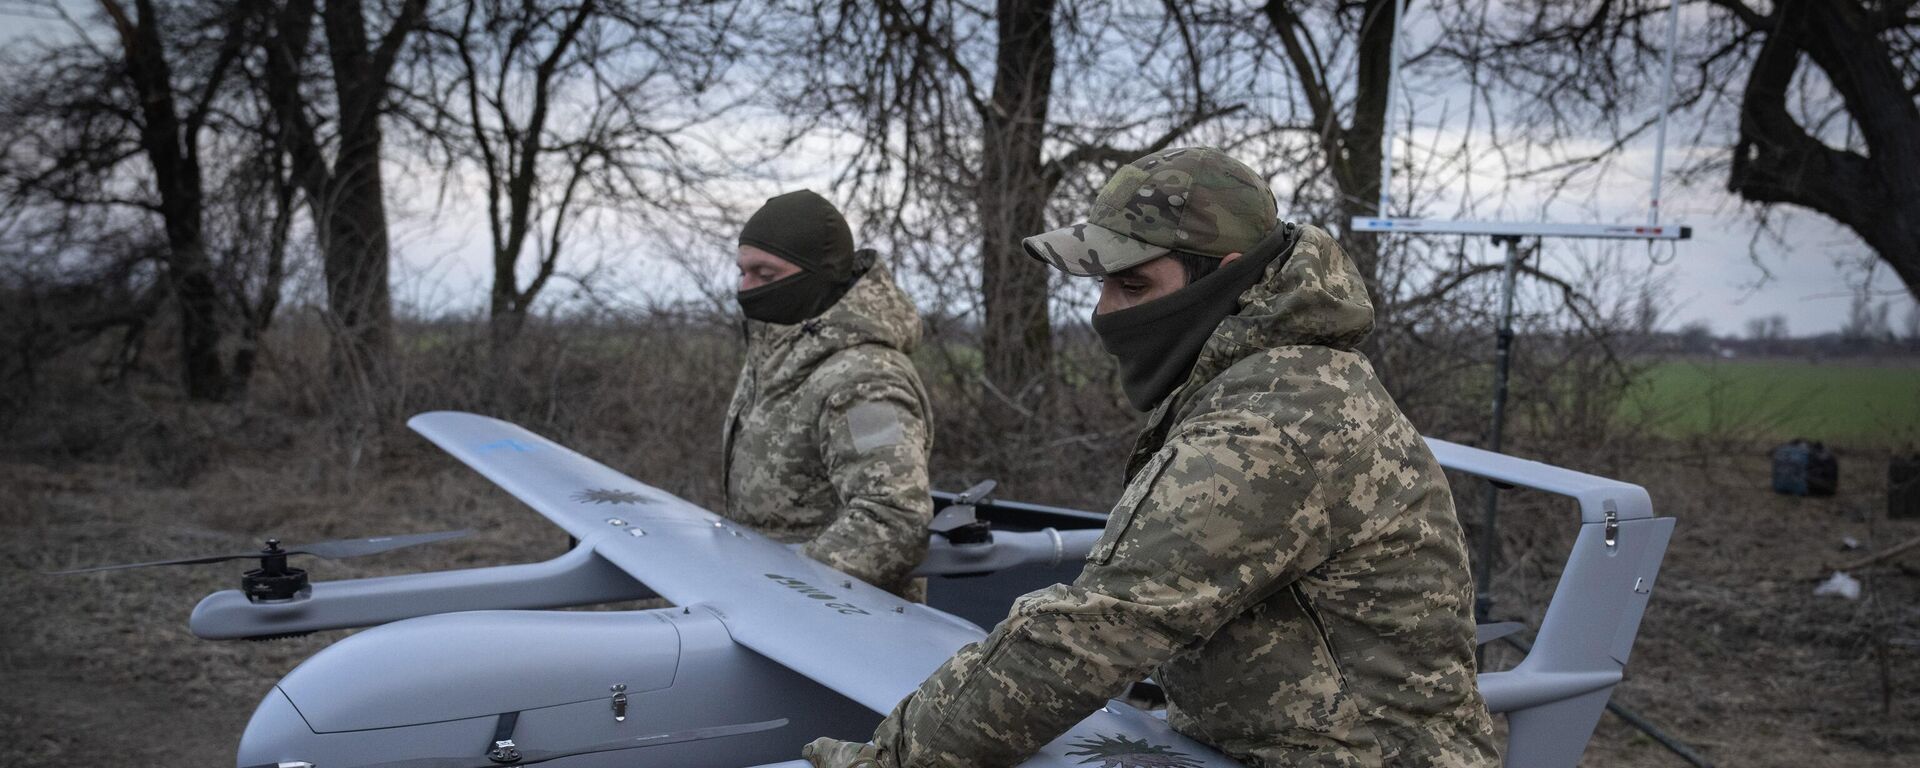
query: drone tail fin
1425 439 1676 768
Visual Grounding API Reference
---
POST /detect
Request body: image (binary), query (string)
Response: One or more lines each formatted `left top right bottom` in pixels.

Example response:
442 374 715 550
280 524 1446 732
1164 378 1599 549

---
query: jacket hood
744 251 920 379
1196 224 1373 375
1130 225 1374 466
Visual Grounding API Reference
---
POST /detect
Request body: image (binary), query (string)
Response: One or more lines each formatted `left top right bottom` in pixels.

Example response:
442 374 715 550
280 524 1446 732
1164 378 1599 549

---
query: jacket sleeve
866 425 1332 768
801 353 934 590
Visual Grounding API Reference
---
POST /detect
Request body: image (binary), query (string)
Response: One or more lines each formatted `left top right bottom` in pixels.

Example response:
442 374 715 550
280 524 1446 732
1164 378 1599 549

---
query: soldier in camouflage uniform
725 190 935 600
804 149 1498 767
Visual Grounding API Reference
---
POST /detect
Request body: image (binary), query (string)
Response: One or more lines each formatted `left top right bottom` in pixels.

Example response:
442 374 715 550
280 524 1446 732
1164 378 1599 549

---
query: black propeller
53 528 473 603
930 479 996 545
51 529 473 574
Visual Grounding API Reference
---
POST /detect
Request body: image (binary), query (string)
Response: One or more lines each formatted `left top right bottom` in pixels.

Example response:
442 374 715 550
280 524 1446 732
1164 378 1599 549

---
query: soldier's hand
802 736 887 767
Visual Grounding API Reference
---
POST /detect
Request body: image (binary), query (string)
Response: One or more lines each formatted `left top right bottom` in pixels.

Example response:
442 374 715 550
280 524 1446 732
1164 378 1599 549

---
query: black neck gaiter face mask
736 189 863 326
1092 223 1299 411
736 268 857 326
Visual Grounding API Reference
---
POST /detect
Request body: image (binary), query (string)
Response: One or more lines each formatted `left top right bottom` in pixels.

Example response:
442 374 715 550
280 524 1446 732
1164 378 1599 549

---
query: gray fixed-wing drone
64 411 1672 768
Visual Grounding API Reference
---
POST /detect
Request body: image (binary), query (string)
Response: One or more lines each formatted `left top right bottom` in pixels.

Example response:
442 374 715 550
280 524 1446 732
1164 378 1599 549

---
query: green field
1620 358 1920 446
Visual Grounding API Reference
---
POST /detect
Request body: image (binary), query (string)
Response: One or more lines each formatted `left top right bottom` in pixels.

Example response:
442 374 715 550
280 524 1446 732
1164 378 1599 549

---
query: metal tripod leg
1476 235 1523 624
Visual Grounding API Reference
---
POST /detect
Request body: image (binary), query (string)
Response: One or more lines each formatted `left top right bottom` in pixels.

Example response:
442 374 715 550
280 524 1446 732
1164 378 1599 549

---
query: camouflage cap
1023 147 1278 277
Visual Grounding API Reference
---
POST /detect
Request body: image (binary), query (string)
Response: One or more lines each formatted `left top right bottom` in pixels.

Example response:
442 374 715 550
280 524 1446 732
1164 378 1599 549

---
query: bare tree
257 0 429 395
765 0 1243 414
1677 320 1716 355
426 0 741 352
1235 0 1485 398
1429 0 1920 302
1731 1 1918 298
1182 0 1582 406
1745 312 1787 352
0 0 301 401
977 0 1058 406
1842 294 1895 345
0 210 164 411
1 1 237 400
1259 0 1398 296
1230 0 1916 423
93 0 244 400
208 95 305 395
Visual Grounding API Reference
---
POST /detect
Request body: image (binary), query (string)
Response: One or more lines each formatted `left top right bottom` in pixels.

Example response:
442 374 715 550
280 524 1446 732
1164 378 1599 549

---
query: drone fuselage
238 606 879 768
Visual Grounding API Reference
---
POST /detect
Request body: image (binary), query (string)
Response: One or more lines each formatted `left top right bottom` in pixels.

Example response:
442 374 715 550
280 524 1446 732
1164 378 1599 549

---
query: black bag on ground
1771 439 1838 497
1891 452 1920 519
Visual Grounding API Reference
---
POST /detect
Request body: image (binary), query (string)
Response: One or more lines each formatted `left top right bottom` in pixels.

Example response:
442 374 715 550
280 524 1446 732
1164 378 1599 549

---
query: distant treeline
1657 308 1920 359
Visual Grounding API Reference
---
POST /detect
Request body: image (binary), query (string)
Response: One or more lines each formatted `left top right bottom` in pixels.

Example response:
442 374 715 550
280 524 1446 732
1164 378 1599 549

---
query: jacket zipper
721 369 755 507
1291 584 1352 692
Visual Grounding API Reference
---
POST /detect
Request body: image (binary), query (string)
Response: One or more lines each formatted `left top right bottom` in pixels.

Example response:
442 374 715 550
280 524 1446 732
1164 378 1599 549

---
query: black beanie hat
738 190 856 282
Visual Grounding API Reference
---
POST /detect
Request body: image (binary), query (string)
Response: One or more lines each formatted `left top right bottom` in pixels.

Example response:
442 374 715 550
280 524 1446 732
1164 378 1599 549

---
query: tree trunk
1337 0 1395 297
489 297 528 356
978 0 1057 406
113 0 230 401
1262 0 1394 310
318 137 395 389
229 147 297 399
1731 0 1920 300
260 0 423 395
1264 0 1396 381
315 0 403 391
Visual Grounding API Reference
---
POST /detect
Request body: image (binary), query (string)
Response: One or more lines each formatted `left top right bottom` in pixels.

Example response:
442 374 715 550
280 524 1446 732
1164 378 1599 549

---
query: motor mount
242 539 312 603
930 480 997 546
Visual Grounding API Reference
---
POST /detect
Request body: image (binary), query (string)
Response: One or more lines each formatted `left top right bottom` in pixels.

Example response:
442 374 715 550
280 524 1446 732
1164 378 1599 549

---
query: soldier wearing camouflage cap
803 148 1498 766
725 189 935 600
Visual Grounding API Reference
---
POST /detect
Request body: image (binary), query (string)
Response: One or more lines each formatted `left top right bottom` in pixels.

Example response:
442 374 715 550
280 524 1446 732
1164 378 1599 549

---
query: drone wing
1424 438 1653 524
408 410 981 712
408 411 1243 768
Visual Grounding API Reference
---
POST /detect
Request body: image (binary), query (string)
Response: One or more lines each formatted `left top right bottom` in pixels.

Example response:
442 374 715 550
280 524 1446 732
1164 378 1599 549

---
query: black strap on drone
485 711 522 764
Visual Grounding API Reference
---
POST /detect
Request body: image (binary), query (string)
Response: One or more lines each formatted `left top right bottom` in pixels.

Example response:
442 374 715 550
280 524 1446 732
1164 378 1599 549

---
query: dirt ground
2 416 1916 766
1474 445 1920 767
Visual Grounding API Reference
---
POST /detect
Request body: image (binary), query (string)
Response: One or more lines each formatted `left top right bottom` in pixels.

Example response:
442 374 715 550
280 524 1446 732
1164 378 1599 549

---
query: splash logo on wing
1066 734 1203 768
571 488 654 505
763 573 871 616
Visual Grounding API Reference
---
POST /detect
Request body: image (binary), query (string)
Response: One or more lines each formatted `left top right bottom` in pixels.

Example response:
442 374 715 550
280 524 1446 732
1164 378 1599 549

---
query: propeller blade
929 504 978 533
1475 621 1527 646
287 529 473 560
50 529 473 574
953 479 997 505
50 552 270 575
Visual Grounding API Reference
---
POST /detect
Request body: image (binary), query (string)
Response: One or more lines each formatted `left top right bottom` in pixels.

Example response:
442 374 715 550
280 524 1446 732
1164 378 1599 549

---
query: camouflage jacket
723 254 935 599
861 227 1498 767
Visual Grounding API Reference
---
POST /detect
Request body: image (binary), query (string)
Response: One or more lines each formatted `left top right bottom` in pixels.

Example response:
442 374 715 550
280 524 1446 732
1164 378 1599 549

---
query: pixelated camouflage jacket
723 253 935 598
860 226 1499 767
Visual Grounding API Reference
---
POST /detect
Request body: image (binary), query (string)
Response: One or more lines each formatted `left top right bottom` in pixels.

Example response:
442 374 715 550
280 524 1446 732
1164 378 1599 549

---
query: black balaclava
737 190 862 325
1092 222 1299 411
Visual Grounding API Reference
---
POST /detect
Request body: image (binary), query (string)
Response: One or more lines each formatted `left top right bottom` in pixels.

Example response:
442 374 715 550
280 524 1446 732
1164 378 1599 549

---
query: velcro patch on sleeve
846 401 907 454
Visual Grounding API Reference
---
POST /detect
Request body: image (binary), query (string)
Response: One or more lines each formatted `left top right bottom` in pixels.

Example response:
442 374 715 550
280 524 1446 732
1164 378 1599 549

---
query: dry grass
2 319 1916 766
1468 448 1920 767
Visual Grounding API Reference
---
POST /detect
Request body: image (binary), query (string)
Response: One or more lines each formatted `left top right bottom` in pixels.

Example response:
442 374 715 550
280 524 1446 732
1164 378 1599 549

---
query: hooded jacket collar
742 250 920 392
1128 225 1375 473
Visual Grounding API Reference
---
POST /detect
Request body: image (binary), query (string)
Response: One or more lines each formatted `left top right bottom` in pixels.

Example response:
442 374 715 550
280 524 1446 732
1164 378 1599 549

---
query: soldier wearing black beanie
736 190 867 324
724 189 935 603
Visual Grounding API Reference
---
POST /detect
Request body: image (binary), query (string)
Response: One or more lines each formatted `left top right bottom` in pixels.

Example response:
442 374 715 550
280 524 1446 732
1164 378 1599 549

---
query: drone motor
241 539 312 603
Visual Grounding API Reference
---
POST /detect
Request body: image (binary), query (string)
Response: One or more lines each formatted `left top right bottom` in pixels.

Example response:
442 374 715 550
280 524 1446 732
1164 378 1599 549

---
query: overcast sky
3 4 1912 337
